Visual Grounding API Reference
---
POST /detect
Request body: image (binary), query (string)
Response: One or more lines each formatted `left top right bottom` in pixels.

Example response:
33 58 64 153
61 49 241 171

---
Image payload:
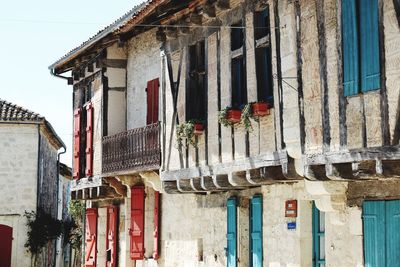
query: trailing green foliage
176 120 203 148
24 209 63 255
218 107 233 127
241 103 259 131
67 200 85 250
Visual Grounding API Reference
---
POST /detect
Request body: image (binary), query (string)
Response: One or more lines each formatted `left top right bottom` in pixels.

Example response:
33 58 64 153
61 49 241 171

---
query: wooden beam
97 58 127 69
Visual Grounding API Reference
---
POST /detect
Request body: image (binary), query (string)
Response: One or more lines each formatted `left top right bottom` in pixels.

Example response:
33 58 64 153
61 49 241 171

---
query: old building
50 0 400 266
0 99 66 267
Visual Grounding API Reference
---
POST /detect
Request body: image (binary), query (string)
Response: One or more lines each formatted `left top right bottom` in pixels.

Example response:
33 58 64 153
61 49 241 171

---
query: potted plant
252 101 271 117
219 107 242 127
176 120 205 148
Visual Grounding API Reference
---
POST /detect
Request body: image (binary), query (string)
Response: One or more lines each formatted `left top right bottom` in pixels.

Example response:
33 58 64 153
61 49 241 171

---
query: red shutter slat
130 186 145 260
146 78 159 124
106 206 118 267
73 108 81 179
153 191 160 260
85 103 94 177
85 208 98 267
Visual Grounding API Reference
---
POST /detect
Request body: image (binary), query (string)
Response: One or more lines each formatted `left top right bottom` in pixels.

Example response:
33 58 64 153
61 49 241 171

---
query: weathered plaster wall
127 29 162 130
0 124 39 267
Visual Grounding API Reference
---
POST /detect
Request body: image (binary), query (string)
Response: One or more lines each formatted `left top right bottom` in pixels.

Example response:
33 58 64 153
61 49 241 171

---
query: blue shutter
342 0 359 96
227 197 237 267
363 201 386 267
385 200 400 266
360 0 381 92
250 195 263 267
312 203 325 267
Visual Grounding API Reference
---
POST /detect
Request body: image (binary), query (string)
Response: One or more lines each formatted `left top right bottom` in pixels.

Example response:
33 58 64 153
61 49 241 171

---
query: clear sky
0 0 143 165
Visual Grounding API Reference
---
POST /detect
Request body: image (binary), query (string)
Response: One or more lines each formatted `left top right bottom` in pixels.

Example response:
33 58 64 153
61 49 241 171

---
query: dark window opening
254 8 274 105
186 41 207 121
231 22 244 51
79 108 87 178
231 20 247 109
231 57 247 108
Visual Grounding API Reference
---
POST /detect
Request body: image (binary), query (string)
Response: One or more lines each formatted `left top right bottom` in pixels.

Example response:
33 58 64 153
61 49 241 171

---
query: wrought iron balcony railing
102 122 161 174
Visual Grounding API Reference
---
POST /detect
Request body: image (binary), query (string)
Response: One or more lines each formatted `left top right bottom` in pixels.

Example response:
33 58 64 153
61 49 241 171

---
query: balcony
102 122 161 175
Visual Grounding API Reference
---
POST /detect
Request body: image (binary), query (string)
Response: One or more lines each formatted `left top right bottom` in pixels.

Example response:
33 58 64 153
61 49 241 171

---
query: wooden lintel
98 58 127 69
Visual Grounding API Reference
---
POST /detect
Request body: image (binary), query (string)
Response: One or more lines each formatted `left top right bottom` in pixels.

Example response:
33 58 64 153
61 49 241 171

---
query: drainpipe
54 144 67 267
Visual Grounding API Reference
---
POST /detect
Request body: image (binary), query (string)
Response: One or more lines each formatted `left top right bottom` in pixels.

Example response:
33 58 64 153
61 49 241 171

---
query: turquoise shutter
342 0 359 96
312 203 325 267
385 200 400 266
250 195 263 267
363 201 386 267
360 0 381 92
227 197 237 267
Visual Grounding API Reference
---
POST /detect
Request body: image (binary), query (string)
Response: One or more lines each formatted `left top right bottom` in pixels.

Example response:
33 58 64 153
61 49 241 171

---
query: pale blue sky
0 0 143 165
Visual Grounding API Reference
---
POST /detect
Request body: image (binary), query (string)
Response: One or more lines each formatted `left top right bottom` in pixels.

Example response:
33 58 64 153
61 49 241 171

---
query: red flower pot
252 102 270 117
193 123 204 135
227 109 242 124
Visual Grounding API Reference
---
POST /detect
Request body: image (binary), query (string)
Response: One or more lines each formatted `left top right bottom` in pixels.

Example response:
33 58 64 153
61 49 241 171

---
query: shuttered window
106 206 118 267
147 78 160 125
130 186 145 260
227 197 237 267
363 200 400 266
85 102 94 177
73 108 81 179
342 0 380 96
250 195 263 267
85 208 98 267
312 202 325 267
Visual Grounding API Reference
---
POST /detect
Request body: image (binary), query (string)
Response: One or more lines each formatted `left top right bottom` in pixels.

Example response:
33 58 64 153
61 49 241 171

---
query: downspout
54 144 67 267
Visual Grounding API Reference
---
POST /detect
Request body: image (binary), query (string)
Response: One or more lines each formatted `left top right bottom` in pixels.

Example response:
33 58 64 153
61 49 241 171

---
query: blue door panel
250 195 263 267
227 197 237 267
363 201 386 267
385 201 400 267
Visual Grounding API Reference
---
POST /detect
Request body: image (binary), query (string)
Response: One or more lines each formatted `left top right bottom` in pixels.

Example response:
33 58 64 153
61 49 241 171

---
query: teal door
250 195 263 267
363 200 400 267
227 197 237 267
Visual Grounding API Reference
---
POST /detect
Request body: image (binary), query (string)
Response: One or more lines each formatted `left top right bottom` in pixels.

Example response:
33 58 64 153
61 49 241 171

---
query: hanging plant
176 120 204 148
241 103 258 131
67 200 85 250
218 107 242 127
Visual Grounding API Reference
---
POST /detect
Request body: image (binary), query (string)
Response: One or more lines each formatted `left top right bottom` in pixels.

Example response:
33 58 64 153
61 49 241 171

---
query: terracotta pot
227 109 242 124
252 102 270 117
193 123 204 135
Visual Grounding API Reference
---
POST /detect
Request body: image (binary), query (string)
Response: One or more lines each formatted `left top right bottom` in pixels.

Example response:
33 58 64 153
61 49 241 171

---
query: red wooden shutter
73 108 81 179
85 103 94 177
130 186 145 260
85 208 98 267
146 78 159 125
106 206 118 267
153 191 160 260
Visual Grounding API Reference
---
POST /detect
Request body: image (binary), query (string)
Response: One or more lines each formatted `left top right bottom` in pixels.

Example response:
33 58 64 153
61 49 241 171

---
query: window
342 0 380 96
254 8 273 104
231 21 247 108
312 202 325 267
186 41 206 121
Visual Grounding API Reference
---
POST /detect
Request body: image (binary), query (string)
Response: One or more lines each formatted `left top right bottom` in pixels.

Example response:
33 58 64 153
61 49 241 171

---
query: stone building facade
0 99 66 267
50 0 400 266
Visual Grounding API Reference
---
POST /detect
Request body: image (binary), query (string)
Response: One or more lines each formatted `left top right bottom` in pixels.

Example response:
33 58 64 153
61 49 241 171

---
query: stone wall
0 124 39 267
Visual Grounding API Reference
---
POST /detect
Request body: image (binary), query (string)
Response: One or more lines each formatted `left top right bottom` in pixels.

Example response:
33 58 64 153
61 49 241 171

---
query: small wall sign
287 221 297 230
285 200 298 217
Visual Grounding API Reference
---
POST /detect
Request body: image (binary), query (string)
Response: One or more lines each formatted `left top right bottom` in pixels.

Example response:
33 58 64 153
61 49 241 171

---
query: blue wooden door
250 195 263 267
385 201 400 267
227 197 237 267
363 200 400 267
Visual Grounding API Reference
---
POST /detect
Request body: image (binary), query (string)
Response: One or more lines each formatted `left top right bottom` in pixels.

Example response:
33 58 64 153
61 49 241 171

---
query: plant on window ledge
176 120 204 148
219 107 242 127
252 101 271 117
241 103 256 131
